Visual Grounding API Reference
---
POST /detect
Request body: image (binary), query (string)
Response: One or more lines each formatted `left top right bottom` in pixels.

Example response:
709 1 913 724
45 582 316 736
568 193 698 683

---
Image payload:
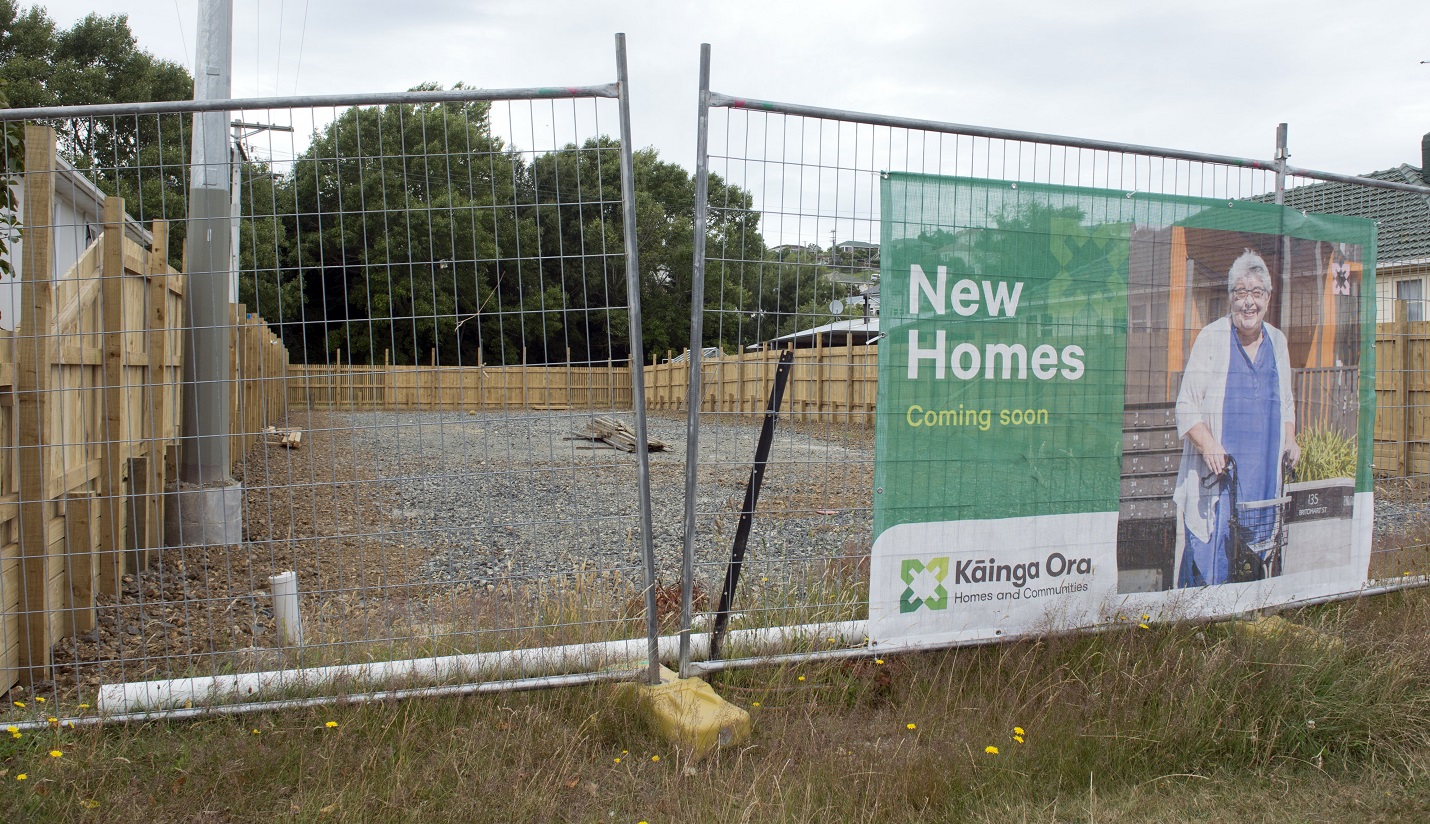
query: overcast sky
31 1 1430 179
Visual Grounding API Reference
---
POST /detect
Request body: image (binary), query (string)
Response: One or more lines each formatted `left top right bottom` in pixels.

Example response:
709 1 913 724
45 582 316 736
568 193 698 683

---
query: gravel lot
337 410 876 590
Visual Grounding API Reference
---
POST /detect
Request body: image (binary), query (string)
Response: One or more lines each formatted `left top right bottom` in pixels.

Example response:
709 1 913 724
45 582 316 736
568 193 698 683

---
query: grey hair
1227 248 1273 294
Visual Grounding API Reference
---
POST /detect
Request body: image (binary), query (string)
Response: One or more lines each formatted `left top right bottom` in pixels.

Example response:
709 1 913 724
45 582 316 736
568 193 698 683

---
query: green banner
869 173 1378 647
873 174 1130 535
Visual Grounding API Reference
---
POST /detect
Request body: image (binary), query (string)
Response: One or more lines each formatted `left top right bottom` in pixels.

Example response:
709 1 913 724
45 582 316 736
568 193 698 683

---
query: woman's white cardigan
1172 316 1295 544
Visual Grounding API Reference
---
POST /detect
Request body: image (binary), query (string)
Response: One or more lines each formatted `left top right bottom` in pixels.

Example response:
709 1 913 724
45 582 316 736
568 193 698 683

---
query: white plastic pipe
268 571 303 646
97 620 867 714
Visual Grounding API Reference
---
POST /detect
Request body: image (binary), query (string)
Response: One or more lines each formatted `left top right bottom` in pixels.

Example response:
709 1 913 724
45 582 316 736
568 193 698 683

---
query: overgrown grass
4 588 1430 822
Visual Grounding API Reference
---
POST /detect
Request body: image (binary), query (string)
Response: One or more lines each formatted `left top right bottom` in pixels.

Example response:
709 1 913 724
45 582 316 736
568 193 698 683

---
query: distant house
1273 134 1430 323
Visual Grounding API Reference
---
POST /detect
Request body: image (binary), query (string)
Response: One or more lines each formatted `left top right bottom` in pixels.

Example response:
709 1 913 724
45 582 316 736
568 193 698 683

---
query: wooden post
845 331 854 424
16 125 59 681
734 349 744 416
229 303 241 461
146 222 171 554
1396 300 1411 477
63 493 96 637
522 346 529 410
97 196 131 596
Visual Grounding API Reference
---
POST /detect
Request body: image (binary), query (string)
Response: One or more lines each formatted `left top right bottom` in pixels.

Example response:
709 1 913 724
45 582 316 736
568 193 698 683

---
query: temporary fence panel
678 45 1430 674
0 36 663 717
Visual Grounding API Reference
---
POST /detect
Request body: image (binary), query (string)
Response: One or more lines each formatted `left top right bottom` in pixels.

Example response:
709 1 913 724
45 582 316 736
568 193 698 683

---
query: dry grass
4 588 1429 823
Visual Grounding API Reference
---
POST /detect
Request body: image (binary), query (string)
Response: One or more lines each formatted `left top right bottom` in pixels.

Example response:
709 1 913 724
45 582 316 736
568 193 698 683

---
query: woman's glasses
1231 287 1269 301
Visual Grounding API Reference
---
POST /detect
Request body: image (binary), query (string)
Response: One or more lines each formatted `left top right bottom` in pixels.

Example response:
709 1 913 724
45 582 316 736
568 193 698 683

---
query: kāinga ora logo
900 557 950 613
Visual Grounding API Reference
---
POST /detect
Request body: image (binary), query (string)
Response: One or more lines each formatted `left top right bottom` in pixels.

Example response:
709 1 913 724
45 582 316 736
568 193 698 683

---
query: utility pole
168 0 242 546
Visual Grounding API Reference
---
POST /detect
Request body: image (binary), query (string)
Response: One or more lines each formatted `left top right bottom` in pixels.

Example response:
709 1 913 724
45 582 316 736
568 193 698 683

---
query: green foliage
1295 427 1358 483
0 76 23 280
0 1 193 264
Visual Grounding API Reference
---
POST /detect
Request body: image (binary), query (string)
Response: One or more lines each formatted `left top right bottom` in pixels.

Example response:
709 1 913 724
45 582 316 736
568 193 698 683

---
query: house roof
750 316 881 349
1274 164 1430 265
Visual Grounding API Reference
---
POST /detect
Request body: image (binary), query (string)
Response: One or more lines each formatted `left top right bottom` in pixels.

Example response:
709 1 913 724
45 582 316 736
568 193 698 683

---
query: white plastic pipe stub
269 571 303 647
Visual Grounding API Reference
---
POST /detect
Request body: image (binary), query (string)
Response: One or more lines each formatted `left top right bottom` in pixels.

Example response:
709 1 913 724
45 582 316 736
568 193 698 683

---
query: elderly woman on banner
1173 249 1301 587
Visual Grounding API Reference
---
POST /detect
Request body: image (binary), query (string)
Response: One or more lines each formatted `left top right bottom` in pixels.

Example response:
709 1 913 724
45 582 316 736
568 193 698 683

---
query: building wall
1375 262 1430 323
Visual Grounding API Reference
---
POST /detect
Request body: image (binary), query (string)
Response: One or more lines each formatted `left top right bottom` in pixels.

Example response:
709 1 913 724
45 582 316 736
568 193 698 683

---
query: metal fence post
678 43 713 679
614 32 661 686
1275 122 1291 325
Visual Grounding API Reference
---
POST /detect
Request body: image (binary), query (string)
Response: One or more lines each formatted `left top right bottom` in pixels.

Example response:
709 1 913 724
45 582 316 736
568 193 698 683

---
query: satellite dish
829 299 845 315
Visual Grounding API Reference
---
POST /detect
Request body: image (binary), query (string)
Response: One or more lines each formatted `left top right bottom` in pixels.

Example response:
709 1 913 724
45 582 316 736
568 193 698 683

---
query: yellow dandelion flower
325 721 338 729
1013 726 1025 736
985 746 999 755
751 702 760 708
827 638 837 644
11 701 22 708
8 732 18 740
797 675 805 682
4 726 15 734
1013 735 1025 744
906 723 916 730
613 758 621 764
82 800 100 809
251 729 261 736
78 704 89 710
64 721 76 729
621 750 628 755
1141 614 1150 621
15 774 26 781
49 750 62 758
1138 623 1150 630
47 717 56 724
874 658 885 665
651 755 660 762
34 697 44 704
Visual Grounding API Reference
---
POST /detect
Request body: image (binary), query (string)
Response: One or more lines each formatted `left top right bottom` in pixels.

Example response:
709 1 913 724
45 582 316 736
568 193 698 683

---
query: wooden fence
291 325 1428 470
1 125 287 691
287 352 631 411
1374 307 1430 477
644 339 879 424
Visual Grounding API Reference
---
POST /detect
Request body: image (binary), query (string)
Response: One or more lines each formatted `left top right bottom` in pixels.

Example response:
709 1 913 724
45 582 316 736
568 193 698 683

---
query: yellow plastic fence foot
614 666 751 761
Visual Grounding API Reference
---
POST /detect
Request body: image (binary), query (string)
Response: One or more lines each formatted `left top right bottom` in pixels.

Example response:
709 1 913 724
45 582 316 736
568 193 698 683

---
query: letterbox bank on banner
869 173 1376 648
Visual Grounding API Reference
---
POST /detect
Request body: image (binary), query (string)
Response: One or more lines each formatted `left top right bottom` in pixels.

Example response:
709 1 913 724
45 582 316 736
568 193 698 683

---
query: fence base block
163 481 244 547
613 665 751 762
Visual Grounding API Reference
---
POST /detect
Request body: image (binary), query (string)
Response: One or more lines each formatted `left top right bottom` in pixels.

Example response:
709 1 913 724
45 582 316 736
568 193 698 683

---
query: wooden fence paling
97 196 130 600
15 124 58 681
1397 302 1412 477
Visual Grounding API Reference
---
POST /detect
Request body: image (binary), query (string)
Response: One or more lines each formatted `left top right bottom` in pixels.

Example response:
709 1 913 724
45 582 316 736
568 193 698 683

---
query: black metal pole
710 348 794 660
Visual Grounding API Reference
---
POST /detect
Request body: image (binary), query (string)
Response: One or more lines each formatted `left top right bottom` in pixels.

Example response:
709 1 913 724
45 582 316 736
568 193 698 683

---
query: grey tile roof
1274 165 1430 264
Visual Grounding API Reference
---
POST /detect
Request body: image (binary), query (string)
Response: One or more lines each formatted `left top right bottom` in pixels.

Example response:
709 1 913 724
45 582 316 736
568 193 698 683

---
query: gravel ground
336 409 876 591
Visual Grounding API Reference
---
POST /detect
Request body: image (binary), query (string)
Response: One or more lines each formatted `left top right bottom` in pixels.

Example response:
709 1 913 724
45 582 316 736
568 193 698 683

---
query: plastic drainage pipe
96 620 868 714
269 571 303 646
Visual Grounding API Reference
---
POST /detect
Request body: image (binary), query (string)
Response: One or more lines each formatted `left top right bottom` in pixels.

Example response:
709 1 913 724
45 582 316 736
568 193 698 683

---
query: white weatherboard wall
1 158 153 331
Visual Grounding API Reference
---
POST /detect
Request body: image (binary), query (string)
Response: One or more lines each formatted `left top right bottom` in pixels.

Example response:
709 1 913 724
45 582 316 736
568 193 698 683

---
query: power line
172 0 190 70
274 0 286 97
293 0 310 94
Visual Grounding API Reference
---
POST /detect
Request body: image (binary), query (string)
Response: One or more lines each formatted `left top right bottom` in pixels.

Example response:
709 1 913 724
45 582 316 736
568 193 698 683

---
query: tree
0 2 193 262
0 76 23 282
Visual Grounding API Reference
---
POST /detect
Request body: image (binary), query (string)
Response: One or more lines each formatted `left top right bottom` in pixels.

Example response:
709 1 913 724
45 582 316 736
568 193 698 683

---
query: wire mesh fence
0 69 671 718
678 55 1430 674
2 43 1429 722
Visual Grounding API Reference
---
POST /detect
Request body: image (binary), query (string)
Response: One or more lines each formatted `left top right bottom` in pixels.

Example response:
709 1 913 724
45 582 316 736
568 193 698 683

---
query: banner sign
870 173 1376 647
